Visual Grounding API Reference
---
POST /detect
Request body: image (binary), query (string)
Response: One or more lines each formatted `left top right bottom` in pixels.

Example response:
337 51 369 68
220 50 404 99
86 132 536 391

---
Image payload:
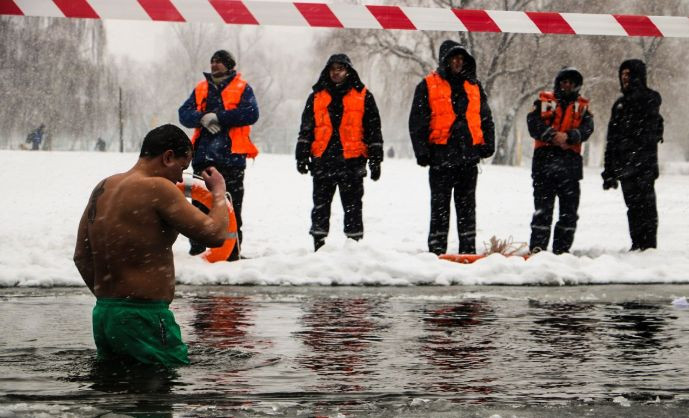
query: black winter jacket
603 59 664 181
527 67 594 180
409 40 495 169
296 54 383 178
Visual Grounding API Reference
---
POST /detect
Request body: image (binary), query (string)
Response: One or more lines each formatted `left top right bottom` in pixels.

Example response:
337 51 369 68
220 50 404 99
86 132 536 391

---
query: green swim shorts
92 298 189 368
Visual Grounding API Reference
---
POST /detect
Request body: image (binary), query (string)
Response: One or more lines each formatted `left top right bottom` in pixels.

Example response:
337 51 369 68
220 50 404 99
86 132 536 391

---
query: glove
207 122 221 135
416 154 430 167
369 162 381 181
476 144 494 159
296 159 309 174
200 113 219 130
603 178 619 190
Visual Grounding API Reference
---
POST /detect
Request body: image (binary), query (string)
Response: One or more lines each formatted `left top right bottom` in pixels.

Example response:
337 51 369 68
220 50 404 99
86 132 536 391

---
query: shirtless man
73 124 228 367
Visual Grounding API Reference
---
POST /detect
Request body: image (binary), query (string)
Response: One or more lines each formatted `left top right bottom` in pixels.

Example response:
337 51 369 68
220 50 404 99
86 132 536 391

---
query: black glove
603 178 618 190
297 159 309 175
369 161 381 181
476 144 494 159
416 154 430 167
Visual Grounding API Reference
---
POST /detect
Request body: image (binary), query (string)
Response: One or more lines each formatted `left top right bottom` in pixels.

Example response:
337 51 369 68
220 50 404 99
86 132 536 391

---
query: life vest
311 87 368 159
191 74 259 159
176 174 238 263
535 91 589 154
424 72 485 146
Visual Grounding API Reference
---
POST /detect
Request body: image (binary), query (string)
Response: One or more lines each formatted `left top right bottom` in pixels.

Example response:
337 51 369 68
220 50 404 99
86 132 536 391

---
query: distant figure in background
95 137 107 152
387 146 395 159
179 50 259 260
26 124 45 150
602 59 664 251
409 40 495 255
526 67 594 254
296 54 383 251
73 124 229 367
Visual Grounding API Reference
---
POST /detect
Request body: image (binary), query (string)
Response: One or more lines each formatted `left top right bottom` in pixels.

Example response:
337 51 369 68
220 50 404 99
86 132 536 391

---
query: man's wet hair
139 124 192 158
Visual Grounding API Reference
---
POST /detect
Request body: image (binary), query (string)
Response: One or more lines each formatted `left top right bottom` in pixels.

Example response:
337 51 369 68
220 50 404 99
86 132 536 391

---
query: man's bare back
74 136 227 302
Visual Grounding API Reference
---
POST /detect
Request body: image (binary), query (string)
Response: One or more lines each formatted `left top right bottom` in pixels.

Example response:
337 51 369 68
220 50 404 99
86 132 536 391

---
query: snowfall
1 149 688 288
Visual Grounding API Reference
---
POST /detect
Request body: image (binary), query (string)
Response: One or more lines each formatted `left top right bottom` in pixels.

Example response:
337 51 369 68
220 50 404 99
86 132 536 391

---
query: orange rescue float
176 174 238 263
439 253 530 264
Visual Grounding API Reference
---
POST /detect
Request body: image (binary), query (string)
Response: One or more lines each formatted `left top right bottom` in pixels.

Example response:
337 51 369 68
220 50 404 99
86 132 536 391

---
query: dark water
2 285 689 417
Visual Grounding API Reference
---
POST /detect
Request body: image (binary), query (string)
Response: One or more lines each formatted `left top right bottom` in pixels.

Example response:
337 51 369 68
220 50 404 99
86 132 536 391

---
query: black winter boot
314 237 326 252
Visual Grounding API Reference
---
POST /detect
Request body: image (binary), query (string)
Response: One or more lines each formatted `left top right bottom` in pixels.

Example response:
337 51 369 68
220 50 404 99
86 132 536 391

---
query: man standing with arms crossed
73 124 228 367
179 50 259 260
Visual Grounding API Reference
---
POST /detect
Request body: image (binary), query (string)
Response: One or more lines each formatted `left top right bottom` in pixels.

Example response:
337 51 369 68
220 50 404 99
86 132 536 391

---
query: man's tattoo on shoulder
87 180 106 224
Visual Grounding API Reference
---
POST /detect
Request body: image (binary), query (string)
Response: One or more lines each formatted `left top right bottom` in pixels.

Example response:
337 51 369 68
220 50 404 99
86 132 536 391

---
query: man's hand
296 159 309 175
603 178 619 190
552 132 569 149
207 122 221 135
369 161 381 181
200 113 219 133
416 154 430 167
201 167 227 197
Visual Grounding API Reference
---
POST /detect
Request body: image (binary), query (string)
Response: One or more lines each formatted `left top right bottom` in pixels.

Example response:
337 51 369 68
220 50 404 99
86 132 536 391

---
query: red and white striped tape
2 0 688 38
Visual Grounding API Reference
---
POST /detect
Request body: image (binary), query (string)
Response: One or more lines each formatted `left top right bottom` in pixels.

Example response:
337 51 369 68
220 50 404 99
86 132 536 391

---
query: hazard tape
2 0 688 38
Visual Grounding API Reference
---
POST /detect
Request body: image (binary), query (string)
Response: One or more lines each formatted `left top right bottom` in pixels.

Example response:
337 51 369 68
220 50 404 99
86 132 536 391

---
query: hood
437 40 477 81
553 67 583 101
312 53 364 92
619 59 647 93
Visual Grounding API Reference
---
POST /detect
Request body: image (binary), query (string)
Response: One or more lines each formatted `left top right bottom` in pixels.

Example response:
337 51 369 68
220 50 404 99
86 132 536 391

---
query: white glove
207 122 221 135
200 113 218 129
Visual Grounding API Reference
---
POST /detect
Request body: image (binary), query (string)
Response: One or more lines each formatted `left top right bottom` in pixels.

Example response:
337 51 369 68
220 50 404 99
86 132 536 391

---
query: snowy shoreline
1 150 688 287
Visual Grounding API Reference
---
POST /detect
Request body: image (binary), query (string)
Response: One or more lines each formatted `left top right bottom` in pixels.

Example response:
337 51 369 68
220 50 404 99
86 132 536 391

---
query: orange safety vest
191 74 259 159
424 72 485 146
535 91 589 154
311 87 368 159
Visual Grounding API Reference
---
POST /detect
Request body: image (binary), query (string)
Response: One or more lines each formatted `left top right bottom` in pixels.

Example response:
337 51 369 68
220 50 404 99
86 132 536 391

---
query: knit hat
211 50 236 70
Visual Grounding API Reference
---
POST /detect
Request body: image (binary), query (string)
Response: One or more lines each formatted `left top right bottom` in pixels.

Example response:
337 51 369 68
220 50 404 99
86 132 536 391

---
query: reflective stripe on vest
424 72 485 146
191 74 259 159
311 87 368 159
535 91 589 154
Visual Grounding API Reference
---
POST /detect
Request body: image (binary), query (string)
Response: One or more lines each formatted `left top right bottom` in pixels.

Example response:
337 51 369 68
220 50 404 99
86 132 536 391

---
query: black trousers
621 176 657 250
310 172 364 241
190 166 244 259
529 175 580 254
428 165 478 255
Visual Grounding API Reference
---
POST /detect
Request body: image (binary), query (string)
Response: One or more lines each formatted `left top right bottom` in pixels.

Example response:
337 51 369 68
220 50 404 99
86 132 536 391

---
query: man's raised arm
157 167 229 247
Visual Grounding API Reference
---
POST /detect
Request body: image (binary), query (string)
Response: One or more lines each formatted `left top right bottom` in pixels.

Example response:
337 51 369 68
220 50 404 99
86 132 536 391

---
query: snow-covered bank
1 150 688 287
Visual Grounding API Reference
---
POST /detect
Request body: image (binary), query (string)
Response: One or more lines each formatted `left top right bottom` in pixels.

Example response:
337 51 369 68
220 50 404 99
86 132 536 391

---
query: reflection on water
294 297 387 392
528 300 597 361
191 296 254 350
418 301 495 396
2 286 689 416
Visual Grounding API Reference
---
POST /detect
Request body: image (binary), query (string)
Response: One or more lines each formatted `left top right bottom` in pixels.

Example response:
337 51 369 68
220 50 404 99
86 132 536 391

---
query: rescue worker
526 67 594 254
179 50 259 260
295 54 383 251
409 40 495 255
602 59 663 251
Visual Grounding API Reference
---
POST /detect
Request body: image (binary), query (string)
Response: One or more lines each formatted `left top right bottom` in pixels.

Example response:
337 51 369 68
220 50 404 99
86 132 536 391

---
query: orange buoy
176 174 238 263
439 253 529 264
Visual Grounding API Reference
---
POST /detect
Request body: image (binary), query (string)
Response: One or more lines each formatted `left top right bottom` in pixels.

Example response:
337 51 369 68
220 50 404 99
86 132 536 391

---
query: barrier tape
2 0 688 38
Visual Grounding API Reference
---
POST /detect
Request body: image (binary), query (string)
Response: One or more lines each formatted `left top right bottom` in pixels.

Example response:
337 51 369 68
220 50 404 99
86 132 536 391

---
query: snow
1 150 688 287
